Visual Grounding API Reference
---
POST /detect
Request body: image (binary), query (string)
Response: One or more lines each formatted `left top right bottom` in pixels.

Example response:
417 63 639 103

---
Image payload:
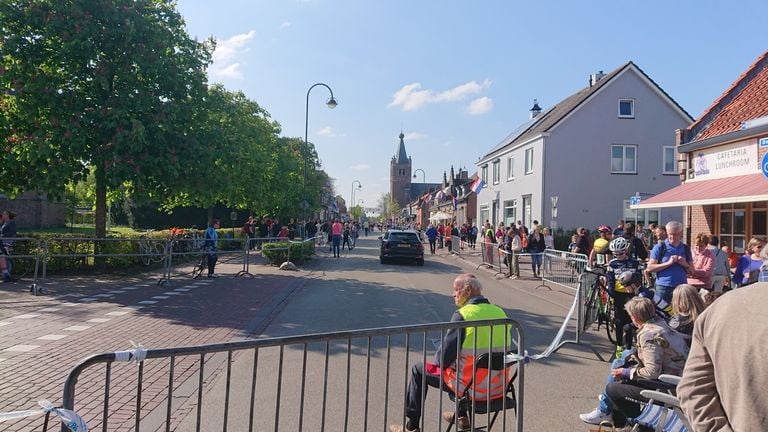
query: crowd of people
573 220 768 431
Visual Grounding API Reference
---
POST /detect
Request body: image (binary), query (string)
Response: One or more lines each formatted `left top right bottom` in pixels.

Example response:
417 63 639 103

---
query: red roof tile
690 50 768 141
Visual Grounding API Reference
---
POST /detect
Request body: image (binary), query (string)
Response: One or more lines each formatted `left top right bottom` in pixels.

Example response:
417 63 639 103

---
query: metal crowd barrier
0 236 42 294
540 249 587 291
57 319 526 432
477 240 507 277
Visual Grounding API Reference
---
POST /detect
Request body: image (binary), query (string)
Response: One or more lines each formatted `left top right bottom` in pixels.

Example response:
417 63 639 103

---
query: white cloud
279 21 291 29
210 30 256 80
388 79 492 111
317 126 335 136
351 164 370 171
466 96 494 115
404 132 426 140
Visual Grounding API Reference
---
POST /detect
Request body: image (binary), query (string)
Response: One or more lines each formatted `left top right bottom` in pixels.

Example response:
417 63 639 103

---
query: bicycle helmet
618 270 643 287
609 237 630 253
597 225 612 233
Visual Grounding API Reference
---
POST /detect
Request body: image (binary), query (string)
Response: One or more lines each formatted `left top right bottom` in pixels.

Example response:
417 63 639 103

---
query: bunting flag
470 177 485 194
453 194 458 210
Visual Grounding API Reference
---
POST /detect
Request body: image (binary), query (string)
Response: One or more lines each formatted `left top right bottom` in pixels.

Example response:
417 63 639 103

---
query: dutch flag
470 177 485 194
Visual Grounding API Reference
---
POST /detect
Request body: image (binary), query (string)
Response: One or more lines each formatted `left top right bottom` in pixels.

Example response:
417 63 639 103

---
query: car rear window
389 233 419 242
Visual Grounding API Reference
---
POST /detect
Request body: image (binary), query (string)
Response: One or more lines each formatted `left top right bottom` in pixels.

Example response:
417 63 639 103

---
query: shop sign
690 140 758 181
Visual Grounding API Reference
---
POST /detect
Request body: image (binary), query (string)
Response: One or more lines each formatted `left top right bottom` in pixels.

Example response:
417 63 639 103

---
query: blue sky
176 0 766 209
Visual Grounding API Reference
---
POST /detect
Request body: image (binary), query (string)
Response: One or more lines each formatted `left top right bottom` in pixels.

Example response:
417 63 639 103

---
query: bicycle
191 252 208 279
581 266 617 345
138 233 166 266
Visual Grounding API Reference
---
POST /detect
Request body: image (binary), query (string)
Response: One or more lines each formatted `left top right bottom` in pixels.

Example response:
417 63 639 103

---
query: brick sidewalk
0 257 319 431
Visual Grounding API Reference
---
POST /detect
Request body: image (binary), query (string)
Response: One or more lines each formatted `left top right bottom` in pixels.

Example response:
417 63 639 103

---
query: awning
631 173 768 209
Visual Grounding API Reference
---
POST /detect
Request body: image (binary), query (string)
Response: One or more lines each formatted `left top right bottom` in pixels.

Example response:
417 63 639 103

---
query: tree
378 192 401 222
349 205 363 221
0 0 212 238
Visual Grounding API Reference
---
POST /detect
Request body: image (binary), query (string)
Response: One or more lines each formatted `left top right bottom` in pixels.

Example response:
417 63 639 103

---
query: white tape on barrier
506 285 579 363
114 340 147 363
0 401 88 431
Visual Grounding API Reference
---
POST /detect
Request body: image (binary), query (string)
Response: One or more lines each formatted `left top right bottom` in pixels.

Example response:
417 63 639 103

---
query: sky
176 0 767 210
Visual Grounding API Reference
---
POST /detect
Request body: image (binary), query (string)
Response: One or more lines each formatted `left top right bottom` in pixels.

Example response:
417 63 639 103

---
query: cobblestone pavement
0 256 317 431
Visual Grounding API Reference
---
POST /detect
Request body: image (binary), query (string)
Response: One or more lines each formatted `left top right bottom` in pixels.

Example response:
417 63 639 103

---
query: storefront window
720 203 746 253
503 200 516 227
479 204 489 226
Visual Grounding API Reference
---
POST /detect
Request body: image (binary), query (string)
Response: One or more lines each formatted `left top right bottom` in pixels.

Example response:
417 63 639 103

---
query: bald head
453 273 483 306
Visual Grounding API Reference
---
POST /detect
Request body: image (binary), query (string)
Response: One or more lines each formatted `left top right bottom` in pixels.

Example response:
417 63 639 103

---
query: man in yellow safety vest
390 273 512 432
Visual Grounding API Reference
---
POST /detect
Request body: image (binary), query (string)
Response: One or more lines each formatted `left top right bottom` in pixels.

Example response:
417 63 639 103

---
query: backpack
470 226 478 236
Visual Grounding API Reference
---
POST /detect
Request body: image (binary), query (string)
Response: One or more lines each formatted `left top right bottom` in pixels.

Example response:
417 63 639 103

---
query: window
503 200 517 226
492 160 500 184
663 146 676 174
479 204 489 226
522 195 532 227
611 145 637 174
481 165 488 183
524 148 534 174
720 203 747 253
618 99 634 118
507 156 515 181
623 200 660 225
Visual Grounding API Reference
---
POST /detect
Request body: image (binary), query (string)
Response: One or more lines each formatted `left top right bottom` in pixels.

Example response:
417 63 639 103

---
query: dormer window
618 99 635 118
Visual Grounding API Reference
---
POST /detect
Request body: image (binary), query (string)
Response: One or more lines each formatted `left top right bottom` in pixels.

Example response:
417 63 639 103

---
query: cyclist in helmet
589 225 612 267
605 237 641 356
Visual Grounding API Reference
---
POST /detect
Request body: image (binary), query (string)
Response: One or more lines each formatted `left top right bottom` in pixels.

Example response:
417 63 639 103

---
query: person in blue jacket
204 219 220 278
425 223 438 254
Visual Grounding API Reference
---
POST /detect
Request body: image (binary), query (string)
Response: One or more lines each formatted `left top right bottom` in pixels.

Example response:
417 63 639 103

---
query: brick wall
688 204 715 238
0 192 66 229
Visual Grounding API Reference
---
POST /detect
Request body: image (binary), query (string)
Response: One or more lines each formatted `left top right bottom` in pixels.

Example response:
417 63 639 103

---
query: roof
687 50 768 143
480 62 692 161
631 173 768 209
395 132 409 164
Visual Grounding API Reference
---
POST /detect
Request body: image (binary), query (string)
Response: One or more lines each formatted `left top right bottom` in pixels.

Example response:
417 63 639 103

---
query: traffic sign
229 211 238 221
299 200 310 210
629 196 641 206
762 152 768 180
760 137 768 148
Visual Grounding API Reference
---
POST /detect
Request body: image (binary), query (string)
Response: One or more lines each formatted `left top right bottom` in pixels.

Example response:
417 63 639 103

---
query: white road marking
151 296 170 300
15 314 40 319
106 311 131 316
63 325 91 331
4 345 39 352
138 300 158 305
38 307 61 312
37 334 68 341
87 318 111 323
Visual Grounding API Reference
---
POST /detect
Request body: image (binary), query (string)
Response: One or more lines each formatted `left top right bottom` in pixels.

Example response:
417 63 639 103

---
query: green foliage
0 0 213 238
260 241 315 265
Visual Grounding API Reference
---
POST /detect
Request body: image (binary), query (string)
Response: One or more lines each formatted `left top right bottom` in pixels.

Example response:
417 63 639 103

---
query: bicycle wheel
151 242 166 263
191 255 207 279
601 294 617 345
582 278 599 333
138 241 151 266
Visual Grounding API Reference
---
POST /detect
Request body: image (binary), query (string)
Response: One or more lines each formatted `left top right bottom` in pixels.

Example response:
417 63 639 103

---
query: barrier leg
549 272 606 362
235 242 255 278
157 241 172 286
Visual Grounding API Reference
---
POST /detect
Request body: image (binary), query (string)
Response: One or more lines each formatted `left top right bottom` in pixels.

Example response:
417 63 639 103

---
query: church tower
390 132 412 208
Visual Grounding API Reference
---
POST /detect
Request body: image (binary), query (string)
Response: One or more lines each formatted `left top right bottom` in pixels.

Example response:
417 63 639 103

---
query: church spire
396 131 409 164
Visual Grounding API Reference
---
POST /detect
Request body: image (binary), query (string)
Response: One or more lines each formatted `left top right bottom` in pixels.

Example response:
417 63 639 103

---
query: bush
261 241 315 265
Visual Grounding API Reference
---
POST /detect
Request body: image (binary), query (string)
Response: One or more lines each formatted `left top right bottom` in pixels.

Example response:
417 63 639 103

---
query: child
605 237 640 356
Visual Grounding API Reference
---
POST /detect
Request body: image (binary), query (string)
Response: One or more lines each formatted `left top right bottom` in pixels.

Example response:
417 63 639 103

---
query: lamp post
351 180 362 214
303 83 337 239
413 168 426 183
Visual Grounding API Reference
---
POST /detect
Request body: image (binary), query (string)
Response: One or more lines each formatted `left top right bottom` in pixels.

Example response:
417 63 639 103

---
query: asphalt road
166 236 614 432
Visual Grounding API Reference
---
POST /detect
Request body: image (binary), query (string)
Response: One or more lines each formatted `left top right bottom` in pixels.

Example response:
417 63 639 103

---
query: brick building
633 50 768 253
0 192 66 229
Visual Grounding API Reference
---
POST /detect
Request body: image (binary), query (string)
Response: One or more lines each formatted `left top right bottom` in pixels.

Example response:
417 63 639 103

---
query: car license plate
398 244 411 248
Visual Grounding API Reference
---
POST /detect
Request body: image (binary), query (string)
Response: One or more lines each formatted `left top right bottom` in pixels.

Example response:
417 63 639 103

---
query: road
0 235 614 431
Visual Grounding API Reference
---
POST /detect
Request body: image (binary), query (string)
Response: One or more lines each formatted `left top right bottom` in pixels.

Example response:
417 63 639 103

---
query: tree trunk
94 165 107 271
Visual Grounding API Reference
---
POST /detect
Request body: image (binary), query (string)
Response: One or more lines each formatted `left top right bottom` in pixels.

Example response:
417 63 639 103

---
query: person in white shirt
707 235 730 294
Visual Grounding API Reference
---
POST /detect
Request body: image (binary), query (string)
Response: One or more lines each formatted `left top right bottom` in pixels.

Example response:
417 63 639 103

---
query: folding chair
444 352 518 432
632 375 692 432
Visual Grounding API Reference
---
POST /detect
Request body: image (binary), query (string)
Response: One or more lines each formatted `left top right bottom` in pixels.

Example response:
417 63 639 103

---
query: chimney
529 99 542 119
589 70 605 87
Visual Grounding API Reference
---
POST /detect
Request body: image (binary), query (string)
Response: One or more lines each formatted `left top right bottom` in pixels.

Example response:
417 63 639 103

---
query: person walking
527 227 546 277
708 235 730 294
445 223 453 253
204 219 220 278
1 210 18 282
331 219 343 258
425 223 438 254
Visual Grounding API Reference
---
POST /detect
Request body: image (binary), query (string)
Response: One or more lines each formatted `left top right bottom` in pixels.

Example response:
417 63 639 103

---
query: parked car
379 229 424 266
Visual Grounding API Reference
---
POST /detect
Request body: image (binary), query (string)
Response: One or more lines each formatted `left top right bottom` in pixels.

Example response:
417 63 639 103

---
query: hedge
261 241 315 265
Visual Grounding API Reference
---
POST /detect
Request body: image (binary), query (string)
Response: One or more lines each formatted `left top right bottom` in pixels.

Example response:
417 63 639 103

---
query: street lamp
351 180 362 212
413 168 426 183
303 83 337 238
